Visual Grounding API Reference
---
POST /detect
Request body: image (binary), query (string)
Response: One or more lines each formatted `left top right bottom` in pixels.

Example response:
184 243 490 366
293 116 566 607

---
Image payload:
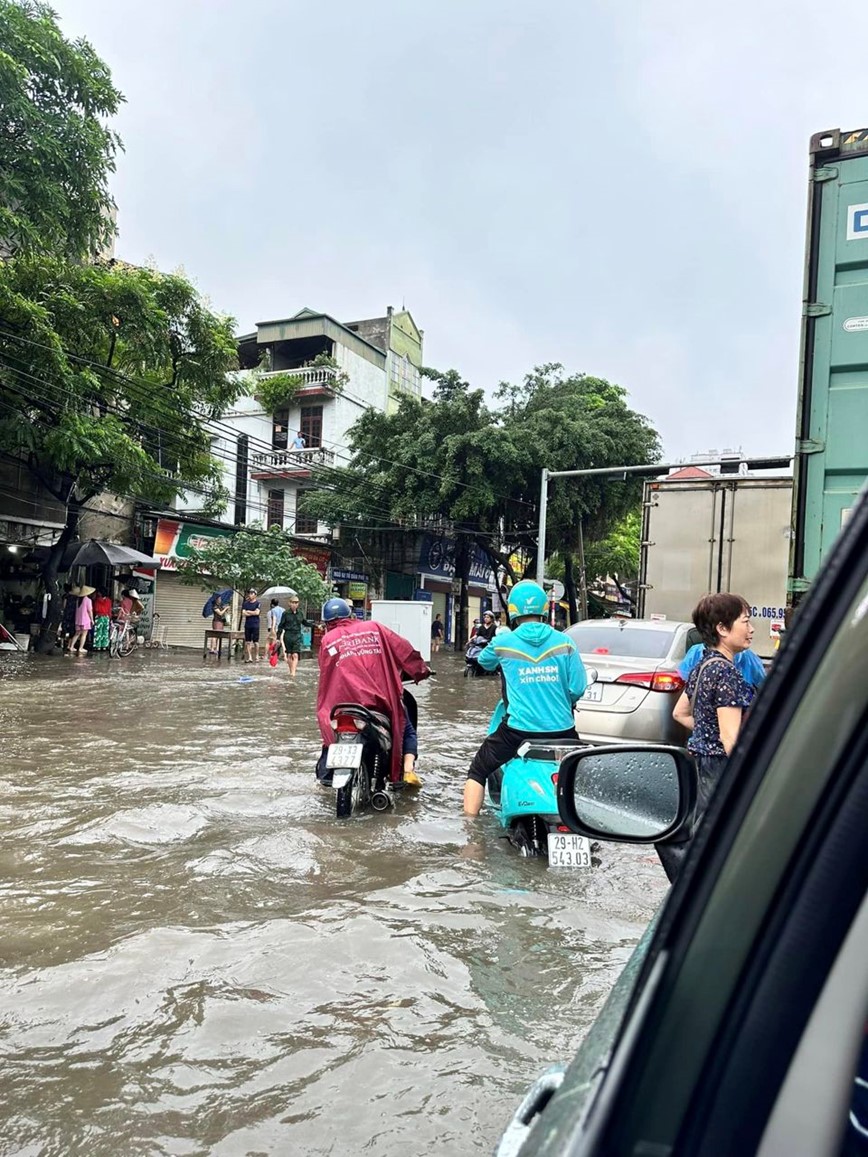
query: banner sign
418 534 494 585
332 569 368 583
153 519 233 571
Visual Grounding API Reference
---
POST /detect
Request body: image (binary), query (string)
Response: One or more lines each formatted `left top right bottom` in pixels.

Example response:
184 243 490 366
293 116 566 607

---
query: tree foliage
583 509 642 585
0 255 241 642
303 363 659 637
175 523 329 607
496 364 659 619
302 369 533 643
0 0 122 258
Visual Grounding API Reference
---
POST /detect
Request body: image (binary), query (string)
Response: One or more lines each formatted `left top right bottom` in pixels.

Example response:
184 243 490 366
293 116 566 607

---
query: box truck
638 476 792 658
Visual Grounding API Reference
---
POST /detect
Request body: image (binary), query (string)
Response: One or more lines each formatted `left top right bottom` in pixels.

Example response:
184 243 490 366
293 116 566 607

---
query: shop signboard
153 519 233 571
347 581 368 600
418 534 494 586
332 569 368 583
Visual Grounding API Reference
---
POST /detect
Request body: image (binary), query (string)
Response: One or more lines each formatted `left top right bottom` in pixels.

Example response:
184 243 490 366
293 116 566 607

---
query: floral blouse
684 653 754 757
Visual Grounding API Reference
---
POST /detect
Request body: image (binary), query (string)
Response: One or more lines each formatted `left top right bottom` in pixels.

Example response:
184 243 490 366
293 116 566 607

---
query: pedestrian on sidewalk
69 585 95 656
92 589 113 652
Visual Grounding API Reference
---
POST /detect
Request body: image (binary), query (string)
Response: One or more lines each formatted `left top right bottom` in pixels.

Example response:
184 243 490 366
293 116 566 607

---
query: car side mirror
556 744 695 843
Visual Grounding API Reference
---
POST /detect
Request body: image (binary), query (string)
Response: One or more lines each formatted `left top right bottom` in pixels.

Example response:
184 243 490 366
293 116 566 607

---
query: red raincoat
316 618 430 782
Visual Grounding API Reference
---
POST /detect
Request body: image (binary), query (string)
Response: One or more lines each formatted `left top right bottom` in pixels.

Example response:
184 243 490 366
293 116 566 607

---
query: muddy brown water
0 650 667 1156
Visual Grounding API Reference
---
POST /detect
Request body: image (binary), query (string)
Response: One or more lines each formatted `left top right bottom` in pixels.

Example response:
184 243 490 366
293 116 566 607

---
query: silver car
567 618 693 746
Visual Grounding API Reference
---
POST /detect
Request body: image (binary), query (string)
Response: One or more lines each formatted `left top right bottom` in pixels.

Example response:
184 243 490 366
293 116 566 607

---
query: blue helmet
323 597 353 622
507 580 549 623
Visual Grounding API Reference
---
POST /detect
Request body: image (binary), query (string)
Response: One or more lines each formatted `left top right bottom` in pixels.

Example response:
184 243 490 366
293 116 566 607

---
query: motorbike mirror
585 667 598 686
556 744 695 844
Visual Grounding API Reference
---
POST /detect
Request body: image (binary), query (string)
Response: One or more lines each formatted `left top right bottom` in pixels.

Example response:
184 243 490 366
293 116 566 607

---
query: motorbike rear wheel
335 763 371 818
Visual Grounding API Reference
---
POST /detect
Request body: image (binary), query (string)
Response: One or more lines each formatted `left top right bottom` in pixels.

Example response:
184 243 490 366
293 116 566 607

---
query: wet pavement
0 650 668 1156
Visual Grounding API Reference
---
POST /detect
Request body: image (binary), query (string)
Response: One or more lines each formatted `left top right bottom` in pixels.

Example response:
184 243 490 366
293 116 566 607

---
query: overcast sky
53 0 868 459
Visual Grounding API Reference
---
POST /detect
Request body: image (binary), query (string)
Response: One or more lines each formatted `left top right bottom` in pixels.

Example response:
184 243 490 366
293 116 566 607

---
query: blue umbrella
202 589 234 618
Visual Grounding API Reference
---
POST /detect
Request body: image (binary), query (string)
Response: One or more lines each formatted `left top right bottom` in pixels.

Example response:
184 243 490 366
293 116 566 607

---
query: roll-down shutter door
154 573 210 649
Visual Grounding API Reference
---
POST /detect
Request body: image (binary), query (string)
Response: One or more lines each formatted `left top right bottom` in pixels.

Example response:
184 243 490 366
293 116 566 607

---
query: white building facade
177 306 424 540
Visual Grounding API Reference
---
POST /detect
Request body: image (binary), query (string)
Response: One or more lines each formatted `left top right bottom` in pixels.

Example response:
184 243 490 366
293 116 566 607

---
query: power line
0 322 537 511
0 361 523 539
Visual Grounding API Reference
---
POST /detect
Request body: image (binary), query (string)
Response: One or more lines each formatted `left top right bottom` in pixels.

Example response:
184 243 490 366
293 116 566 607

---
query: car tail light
551 772 559 786
615 670 685 693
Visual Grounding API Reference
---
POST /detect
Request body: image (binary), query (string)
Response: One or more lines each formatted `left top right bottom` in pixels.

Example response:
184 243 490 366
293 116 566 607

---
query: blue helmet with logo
323 597 353 622
507 580 549 623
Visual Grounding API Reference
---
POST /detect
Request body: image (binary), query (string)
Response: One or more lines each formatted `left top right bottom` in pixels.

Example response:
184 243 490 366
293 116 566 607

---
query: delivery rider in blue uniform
463 580 587 815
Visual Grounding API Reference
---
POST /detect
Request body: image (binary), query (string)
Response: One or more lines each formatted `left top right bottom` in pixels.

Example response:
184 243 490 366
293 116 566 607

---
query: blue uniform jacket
478 621 587 732
678 643 766 687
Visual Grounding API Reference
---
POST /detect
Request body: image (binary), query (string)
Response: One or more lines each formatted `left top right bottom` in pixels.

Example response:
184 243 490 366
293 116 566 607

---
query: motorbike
485 670 598 864
464 633 499 678
317 689 419 818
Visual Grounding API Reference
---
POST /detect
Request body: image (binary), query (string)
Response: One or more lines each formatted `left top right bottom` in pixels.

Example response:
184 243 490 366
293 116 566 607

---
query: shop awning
68 540 161 569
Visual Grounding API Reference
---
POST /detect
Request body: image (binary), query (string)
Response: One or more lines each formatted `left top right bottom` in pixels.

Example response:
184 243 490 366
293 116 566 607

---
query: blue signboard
418 534 493 585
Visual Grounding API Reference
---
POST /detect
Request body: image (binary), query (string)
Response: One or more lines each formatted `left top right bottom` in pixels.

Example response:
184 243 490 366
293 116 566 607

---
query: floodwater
0 650 667 1156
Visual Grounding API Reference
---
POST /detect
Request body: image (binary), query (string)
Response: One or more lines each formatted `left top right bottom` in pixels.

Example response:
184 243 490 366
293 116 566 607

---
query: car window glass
567 626 674 659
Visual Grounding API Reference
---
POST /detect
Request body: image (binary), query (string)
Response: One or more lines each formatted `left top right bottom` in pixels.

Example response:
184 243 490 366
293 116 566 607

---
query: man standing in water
241 588 261 663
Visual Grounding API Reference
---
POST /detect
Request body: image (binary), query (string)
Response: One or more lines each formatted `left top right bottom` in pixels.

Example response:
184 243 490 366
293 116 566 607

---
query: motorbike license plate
581 683 603 703
548 833 592 868
325 743 364 770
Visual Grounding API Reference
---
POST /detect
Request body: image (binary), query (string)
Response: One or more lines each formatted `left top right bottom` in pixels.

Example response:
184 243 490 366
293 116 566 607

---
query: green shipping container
790 128 868 599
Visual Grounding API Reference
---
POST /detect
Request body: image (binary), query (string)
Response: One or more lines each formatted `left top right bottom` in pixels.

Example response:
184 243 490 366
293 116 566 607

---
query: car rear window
567 626 675 659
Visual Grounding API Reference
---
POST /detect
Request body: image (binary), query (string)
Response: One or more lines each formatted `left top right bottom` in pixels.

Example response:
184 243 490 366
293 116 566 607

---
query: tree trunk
454 534 470 651
563 552 579 625
36 505 79 653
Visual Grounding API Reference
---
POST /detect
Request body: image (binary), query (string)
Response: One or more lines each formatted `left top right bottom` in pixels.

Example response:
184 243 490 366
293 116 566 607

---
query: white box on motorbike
370 600 432 662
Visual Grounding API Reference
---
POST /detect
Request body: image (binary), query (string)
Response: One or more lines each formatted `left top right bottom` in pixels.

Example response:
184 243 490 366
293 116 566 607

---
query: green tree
498 364 660 621
0 255 240 645
0 0 122 258
303 369 533 646
175 523 329 607
582 509 642 612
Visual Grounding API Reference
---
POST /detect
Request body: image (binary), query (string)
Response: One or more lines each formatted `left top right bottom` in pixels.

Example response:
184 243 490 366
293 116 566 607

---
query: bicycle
109 614 141 659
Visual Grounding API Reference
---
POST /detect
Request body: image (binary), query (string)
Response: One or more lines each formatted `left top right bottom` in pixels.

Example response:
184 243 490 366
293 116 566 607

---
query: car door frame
520 484 868 1157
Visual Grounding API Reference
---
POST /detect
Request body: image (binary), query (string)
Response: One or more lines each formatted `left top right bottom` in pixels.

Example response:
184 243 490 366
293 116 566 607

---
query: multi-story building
178 305 424 538
147 306 427 643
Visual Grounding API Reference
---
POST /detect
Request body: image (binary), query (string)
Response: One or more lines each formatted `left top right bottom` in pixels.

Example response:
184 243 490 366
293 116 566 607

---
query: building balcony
260 366 341 398
250 446 335 479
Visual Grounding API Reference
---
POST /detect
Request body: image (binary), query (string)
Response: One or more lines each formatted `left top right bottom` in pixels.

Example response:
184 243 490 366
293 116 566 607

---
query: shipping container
638 477 792 658
790 128 868 601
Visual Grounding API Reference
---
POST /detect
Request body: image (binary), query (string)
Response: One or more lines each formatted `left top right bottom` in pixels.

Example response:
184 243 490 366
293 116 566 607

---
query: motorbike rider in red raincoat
316 598 431 785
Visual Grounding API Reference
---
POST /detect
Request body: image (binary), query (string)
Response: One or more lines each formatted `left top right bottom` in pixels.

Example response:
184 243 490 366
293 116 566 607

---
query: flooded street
0 651 667 1156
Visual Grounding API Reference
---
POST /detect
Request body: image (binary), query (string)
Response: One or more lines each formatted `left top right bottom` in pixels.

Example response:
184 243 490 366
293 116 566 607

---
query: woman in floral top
658 593 756 881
